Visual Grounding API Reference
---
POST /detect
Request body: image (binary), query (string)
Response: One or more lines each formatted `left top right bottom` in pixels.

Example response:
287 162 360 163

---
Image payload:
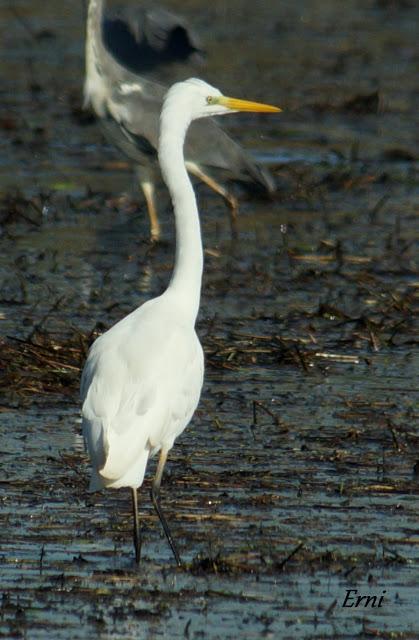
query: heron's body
81 78 280 564
84 0 276 239
99 2 203 77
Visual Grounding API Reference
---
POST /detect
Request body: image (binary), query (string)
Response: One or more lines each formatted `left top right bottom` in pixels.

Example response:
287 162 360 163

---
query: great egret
84 0 276 241
81 78 280 565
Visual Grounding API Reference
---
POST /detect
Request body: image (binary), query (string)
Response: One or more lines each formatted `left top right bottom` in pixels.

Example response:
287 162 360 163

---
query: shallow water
1 0 418 638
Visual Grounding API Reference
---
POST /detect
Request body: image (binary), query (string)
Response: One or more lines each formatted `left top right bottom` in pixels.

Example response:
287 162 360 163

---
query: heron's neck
85 0 106 112
87 0 104 29
158 107 203 323
86 0 104 59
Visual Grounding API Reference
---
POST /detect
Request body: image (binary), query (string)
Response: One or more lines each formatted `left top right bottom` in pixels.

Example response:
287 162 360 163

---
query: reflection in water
138 262 155 294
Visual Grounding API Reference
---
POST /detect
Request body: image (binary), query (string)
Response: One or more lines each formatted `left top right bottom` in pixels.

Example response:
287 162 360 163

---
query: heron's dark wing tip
103 5 202 72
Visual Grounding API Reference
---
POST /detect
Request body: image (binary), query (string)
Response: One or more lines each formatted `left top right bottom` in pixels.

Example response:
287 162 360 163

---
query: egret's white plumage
81 294 204 490
81 78 280 564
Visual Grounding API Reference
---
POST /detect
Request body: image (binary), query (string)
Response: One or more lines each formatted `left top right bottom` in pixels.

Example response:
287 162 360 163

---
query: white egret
81 78 280 565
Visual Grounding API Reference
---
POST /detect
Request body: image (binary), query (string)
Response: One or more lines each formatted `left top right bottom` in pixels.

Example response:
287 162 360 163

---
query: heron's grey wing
86 2 273 193
102 5 203 75
143 8 202 56
185 119 276 194
102 83 275 192
99 114 157 167
100 82 164 167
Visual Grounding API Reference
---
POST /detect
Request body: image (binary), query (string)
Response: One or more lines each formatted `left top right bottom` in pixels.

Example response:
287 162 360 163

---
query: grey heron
81 77 280 564
99 2 204 76
84 0 277 241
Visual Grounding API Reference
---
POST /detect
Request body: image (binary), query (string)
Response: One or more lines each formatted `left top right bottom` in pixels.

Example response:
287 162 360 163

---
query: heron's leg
131 487 142 564
185 162 239 235
151 448 182 566
139 178 160 242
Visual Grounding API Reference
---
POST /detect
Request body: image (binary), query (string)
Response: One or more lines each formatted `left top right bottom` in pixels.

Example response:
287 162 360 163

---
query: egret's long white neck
158 98 203 323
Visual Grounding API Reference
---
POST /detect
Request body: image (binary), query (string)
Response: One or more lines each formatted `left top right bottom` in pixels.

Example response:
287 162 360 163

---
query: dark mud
1 0 418 638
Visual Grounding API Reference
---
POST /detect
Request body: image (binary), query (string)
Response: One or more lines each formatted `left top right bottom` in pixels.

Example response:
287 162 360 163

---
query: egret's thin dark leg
150 449 181 566
131 487 142 564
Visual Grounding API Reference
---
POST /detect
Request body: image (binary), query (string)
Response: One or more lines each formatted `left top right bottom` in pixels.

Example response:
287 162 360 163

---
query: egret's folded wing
81 341 154 483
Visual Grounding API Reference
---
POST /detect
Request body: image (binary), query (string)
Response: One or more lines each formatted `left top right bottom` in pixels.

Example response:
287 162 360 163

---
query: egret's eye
206 96 214 105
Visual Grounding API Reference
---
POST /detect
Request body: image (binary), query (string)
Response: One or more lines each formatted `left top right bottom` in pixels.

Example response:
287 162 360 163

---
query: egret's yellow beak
219 96 281 113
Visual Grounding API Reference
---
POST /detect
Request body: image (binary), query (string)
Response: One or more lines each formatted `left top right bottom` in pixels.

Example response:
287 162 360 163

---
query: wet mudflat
1 0 418 638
